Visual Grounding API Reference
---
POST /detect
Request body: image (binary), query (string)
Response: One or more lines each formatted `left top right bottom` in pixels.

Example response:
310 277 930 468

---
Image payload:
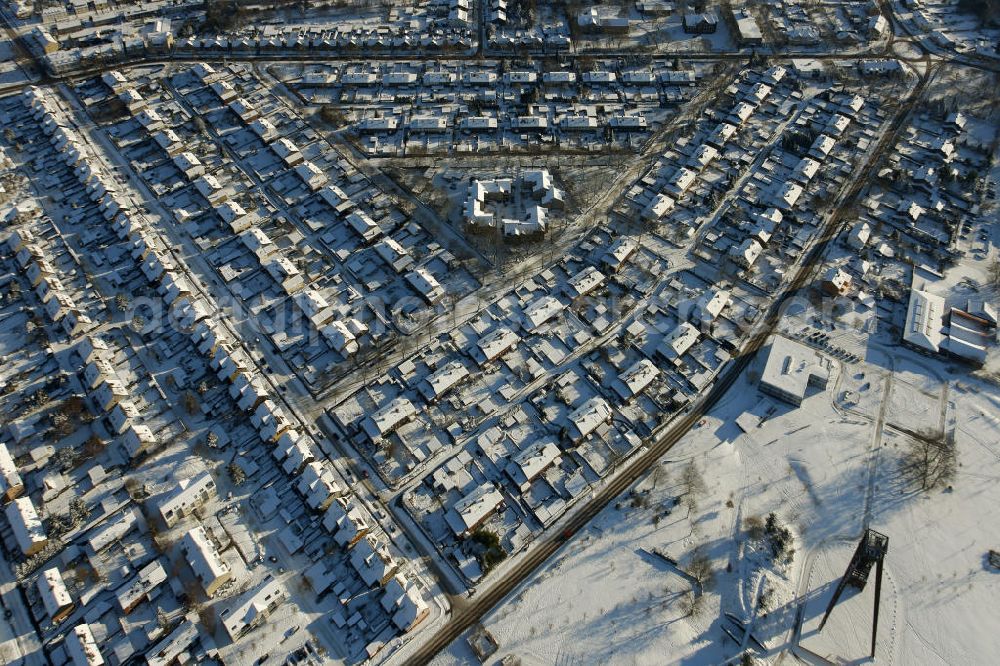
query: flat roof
759 336 830 403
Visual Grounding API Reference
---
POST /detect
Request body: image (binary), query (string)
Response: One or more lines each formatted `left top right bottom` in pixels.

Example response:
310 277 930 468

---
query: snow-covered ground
430 312 1000 664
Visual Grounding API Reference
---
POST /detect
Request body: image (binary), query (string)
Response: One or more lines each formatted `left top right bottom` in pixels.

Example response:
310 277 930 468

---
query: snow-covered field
431 320 1000 664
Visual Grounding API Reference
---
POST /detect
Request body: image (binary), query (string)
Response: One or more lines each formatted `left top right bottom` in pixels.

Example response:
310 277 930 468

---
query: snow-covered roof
503 205 547 237
385 579 429 631
406 267 445 303
0 442 24 499
464 71 498 84
265 256 301 285
544 71 577 83
903 289 945 353
349 536 398 587
512 115 548 130
660 321 701 362
241 227 275 257
319 184 351 210
87 508 139 554
560 114 598 130
746 82 771 105
666 167 697 196
321 320 359 355
762 65 786 85
210 80 236 100
181 526 230 596
172 151 203 175
691 288 731 324
294 161 327 189
523 295 565 331
156 472 215 526
193 62 220 83
229 97 258 122
505 438 561 490
101 70 127 90
826 114 851 137
842 94 865 114
114 559 167 614
965 300 998 326
362 396 416 441
568 396 612 441
565 266 606 299
823 267 852 293
419 361 470 401
602 237 637 272
6 496 47 554
195 174 224 200
410 115 448 131
323 497 371 547
293 288 329 321
374 237 412 271
66 624 104 666
609 113 647 129
152 129 180 150
642 192 675 221
461 115 498 130
478 326 519 362
730 101 755 124
219 574 287 640
249 117 277 141
809 134 836 159
446 484 504 536
759 336 831 405
296 461 344 510
690 143 719 170
345 210 381 242
582 70 617 84
773 181 803 210
847 222 871 249
341 71 378 85
272 137 301 163
384 71 419 85
37 567 73 618
146 619 199 666
615 358 660 400
792 157 821 183
118 88 144 108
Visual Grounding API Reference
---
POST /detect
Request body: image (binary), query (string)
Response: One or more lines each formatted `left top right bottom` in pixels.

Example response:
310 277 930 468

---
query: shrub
469 528 507 572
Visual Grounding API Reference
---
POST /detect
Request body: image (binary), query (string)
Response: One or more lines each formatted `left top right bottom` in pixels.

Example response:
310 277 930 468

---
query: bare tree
744 514 765 540
680 461 707 512
198 606 217 634
687 546 714 589
680 589 706 618
989 260 1000 289
182 391 199 415
903 433 956 492
652 463 669 489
